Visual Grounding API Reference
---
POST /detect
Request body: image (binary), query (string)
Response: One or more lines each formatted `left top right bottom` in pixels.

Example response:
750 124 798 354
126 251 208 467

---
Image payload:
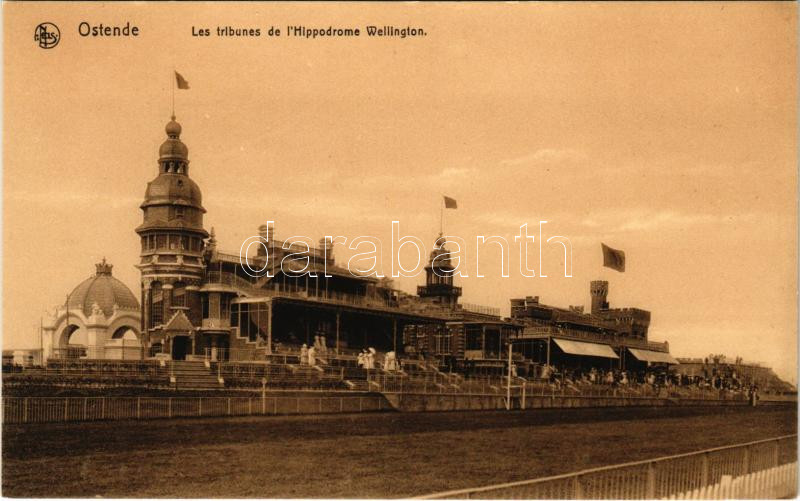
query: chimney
319 237 334 264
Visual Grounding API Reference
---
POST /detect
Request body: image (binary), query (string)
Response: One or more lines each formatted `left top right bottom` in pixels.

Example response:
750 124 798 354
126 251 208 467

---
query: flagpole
440 196 444 236
171 69 175 118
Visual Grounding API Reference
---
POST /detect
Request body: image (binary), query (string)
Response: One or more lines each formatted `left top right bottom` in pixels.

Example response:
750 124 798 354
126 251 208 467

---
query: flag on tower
601 243 625 272
443 196 458 209
175 71 190 90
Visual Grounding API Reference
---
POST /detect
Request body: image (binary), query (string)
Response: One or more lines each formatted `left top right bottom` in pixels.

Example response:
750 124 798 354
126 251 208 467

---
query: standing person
357 349 365 368
385 351 396 371
367 347 376 369
307 345 316 367
300 344 309 365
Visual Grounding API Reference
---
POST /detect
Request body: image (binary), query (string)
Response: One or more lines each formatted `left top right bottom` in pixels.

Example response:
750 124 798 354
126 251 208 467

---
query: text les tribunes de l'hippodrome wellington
76 22 427 39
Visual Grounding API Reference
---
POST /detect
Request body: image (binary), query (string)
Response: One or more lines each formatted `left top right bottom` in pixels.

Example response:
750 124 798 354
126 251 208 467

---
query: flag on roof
175 71 190 90
443 196 457 209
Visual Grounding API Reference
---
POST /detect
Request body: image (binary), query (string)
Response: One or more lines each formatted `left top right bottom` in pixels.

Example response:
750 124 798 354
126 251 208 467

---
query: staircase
169 360 222 390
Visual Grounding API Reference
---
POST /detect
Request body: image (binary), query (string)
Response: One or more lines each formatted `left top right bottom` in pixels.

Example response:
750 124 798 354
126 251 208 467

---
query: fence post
261 378 266 414
23 397 28 423
701 452 709 486
573 474 583 498
137 397 141 419
359 397 363 412
772 439 780 468
646 461 656 498
340 397 344 412
199 398 203 417
296 397 300 413
248 398 252 416
228 397 231 416
101 397 106 420
168 397 172 418
742 445 751 475
83 397 88 421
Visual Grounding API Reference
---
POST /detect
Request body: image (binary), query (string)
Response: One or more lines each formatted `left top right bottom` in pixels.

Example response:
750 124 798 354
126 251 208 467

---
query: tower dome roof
67 259 140 317
142 174 203 209
159 116 189 160
165 117 182 137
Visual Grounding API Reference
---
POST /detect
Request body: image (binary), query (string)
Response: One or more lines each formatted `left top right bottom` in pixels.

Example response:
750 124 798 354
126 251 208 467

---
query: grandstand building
136 117 461 363
509 282 678 376
42 116 680 380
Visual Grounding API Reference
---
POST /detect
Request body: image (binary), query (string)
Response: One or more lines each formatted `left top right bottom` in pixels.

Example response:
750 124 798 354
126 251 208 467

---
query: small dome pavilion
42 259 142 360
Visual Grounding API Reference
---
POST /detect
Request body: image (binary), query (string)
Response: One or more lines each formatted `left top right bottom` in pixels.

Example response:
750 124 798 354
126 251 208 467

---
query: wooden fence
419 434 797 499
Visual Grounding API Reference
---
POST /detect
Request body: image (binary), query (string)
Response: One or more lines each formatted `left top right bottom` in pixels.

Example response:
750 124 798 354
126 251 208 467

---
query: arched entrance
57 324 86 359
111 326 138 340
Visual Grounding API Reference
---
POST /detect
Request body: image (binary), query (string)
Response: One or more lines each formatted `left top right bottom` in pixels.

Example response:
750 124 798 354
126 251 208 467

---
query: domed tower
417 233 462 309
136 117 208 358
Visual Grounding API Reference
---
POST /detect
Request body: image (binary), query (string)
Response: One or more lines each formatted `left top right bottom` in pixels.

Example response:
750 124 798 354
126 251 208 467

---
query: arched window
150 282 163 327
172 282 186 308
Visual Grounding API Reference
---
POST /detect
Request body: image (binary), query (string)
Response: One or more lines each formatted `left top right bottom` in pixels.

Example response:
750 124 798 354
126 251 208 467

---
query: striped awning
627 348 680 365
553 338 619 359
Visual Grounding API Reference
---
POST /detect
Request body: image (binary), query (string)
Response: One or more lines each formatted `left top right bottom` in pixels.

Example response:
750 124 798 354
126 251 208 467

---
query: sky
3 2 797 382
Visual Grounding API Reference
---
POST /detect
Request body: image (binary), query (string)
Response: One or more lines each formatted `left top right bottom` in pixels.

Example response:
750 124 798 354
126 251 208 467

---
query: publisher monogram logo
34 22 60 49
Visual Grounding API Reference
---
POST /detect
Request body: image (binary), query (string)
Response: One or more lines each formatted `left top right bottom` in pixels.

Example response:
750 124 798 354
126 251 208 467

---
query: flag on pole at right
175 71 190 90
601 243 625 272
443 196 458 209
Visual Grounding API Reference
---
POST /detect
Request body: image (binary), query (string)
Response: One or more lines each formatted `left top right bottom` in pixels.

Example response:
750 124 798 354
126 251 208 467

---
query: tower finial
95 258 113 276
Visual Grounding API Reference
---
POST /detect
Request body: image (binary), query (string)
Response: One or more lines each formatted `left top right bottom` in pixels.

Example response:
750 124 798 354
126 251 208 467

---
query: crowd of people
298 335 329 367
295 338 403 372
536 364 760 397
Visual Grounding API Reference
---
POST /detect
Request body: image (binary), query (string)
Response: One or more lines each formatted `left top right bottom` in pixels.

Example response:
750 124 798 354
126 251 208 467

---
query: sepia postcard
2 2 797 499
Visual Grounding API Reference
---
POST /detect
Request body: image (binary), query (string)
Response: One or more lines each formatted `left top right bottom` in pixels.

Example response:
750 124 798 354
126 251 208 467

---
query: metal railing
49 344 144 360
419 435 797 499
39 359 166 377
364 372 749 401
460 303 502 317
208 271 445 318
2 395 387 424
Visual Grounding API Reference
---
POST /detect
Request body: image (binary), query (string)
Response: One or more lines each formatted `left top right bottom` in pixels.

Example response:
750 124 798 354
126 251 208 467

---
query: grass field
2 405 796 498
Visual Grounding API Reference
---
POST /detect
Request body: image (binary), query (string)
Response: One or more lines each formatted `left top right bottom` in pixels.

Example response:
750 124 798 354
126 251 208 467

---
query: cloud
6 190 140 209
500 149 587 166
580 209 758 233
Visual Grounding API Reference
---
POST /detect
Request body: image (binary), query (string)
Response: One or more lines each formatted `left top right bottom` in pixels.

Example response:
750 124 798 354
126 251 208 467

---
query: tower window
172 282 186 307
150 283 163 327
176 207 184 219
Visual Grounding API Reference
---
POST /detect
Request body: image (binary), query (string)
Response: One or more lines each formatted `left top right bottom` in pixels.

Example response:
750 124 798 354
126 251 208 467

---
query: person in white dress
307 345 316 366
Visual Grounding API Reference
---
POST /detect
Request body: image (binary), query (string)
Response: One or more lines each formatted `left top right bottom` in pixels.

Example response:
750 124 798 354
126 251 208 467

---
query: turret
417 233 462 308
590 280 609 314
135 117 208 351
